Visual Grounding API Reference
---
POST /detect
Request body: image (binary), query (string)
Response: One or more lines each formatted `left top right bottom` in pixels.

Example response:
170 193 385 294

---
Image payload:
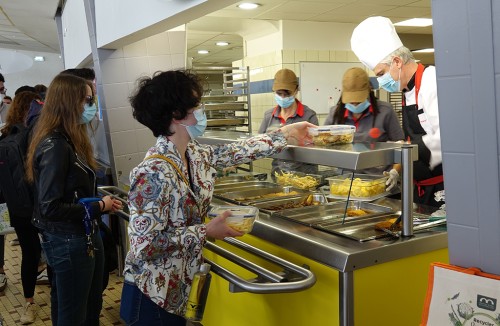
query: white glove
383 169 399 192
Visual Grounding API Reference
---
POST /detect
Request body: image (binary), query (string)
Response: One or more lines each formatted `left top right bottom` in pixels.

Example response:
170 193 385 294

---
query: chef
350 16 444 208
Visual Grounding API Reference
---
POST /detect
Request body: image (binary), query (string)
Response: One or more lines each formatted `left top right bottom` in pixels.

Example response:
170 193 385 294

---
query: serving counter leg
339 271 354 326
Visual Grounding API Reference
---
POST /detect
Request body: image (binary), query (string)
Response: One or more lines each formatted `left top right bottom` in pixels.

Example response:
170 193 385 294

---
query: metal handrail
205 237 316 294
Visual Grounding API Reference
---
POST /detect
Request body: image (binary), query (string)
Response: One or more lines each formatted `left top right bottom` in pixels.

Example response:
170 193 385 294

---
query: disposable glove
383 169 399 192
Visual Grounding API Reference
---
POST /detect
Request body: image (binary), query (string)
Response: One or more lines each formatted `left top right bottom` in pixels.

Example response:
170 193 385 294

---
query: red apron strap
414 175 444 197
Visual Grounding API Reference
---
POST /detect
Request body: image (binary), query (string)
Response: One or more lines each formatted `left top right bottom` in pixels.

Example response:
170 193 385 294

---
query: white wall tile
171 54 186 69
318 50 330 61
294 50 307 62
306 50 319 61
335 51 348 62
101 58 127 84
114 153 145 183
168 32 186 54
148 55 173 74
124 57 150 82
135 128 157 152
110 130 139 156
106 106 136 133
282 50 294 64
146 32 170 56
123 39 148 57
102 83 130 109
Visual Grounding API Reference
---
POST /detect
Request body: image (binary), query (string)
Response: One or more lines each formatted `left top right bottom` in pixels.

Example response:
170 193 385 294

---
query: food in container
274 171 320 190
307 125 356 145
207 205 258 233
327 174 388 198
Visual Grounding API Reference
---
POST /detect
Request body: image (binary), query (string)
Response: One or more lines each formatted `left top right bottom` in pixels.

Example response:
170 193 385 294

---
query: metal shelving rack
193 66 251 133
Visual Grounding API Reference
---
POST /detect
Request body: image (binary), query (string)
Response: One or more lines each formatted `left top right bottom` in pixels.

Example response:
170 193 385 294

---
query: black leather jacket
32 131 101 235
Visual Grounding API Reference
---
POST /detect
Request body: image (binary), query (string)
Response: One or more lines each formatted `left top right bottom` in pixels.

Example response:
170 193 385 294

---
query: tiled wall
99 30 186 186
241 49 360 174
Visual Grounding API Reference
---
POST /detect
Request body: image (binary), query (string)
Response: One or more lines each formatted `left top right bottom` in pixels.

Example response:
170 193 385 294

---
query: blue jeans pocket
120 282 142 325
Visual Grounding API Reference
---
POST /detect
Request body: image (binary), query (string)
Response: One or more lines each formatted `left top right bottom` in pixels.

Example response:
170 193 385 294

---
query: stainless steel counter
213 197 447 273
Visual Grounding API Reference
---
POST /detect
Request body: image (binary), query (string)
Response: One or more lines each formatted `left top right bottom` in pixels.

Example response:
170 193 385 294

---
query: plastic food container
274 171 323 190
307 125 356 145
326 173 388 199
207 205 259 233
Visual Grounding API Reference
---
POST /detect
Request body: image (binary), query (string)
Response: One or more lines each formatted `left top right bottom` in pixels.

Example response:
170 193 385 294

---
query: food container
274 171 323 190
217 186 311 205
326 173 388 200
251 193 327 215
207 205 259 233
307 125 356 145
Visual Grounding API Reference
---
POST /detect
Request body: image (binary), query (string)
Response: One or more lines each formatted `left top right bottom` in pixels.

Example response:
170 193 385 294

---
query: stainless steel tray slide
216 186 311 205
214 181 278 194
273 201 394 227
251 193 326 215
313 213 436 242
215 172 267 185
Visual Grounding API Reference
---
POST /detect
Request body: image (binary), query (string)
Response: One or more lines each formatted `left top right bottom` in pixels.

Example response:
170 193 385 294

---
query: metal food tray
214 181 278 194
251 193 326 215
215 172 267 185
313 213 438 242
273 201 394 227
216 186 311 205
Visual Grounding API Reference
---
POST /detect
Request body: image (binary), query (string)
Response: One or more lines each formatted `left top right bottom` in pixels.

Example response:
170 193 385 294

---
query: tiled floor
0 233 124 325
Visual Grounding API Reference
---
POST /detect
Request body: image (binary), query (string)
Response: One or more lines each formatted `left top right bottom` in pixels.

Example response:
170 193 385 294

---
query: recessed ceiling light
237 3 260 10
34 56 45 62
413 48 435 53
394 18 433 27
197 50 209 54
216 41 229 46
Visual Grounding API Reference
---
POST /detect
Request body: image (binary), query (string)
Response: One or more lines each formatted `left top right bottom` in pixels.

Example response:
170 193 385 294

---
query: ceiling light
237 3 260 10
34 56 45 62
216 41 229 46
197 50 209 54
394 18 433 27
413 48 435 53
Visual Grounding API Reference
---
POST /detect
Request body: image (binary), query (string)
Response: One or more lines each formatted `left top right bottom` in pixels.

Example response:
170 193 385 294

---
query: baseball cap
272 69 298 92
351 16 403 70
341 67 370 103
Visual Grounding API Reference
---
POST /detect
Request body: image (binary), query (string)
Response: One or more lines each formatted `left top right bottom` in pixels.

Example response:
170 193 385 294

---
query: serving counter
197 131 449 326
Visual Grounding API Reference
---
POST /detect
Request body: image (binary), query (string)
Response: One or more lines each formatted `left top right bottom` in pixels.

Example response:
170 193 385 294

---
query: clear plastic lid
208 205 258 218
307 125 356 136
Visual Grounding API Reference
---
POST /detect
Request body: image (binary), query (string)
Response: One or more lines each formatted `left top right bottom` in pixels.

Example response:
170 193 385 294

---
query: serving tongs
377 215 446 239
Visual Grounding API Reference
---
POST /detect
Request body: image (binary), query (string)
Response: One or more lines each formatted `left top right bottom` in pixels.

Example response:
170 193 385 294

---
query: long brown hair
0 91 41 135
25 74 96 182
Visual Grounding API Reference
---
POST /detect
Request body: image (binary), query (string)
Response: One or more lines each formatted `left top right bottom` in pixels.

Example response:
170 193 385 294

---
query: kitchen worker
325 67 404 191
259 68 319 176
351 16 444 208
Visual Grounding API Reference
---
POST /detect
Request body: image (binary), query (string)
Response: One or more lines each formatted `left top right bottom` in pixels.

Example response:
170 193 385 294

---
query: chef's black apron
402 64 444 208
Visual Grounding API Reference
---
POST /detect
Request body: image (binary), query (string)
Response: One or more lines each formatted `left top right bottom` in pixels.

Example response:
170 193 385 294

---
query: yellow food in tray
330 177 386 198
274 172 319 190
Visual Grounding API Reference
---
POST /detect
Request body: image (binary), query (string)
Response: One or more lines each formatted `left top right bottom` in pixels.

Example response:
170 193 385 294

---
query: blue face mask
275 94 295 108
345 99 371 114
180 107 207 139
80 103 97 124
377 61 401 93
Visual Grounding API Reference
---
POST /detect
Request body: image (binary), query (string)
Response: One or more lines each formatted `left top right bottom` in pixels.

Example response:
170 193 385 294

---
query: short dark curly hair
130 70 203 137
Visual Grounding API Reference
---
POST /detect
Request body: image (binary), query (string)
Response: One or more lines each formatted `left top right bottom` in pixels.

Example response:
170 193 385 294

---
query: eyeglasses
85 95 95 106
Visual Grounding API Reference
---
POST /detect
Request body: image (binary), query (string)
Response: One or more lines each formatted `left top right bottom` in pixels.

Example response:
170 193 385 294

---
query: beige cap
351 16 403 70
341 67 370 103
272 69 298 92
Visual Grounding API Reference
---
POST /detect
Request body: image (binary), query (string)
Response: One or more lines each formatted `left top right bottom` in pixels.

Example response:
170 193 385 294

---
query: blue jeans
120 281 186 326
41 230 104 326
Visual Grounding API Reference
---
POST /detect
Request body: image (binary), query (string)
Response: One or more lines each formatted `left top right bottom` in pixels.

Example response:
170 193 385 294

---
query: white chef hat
351 16 403 70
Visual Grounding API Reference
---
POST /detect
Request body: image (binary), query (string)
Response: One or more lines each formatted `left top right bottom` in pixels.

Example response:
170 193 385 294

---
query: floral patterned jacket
123 132 287 316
